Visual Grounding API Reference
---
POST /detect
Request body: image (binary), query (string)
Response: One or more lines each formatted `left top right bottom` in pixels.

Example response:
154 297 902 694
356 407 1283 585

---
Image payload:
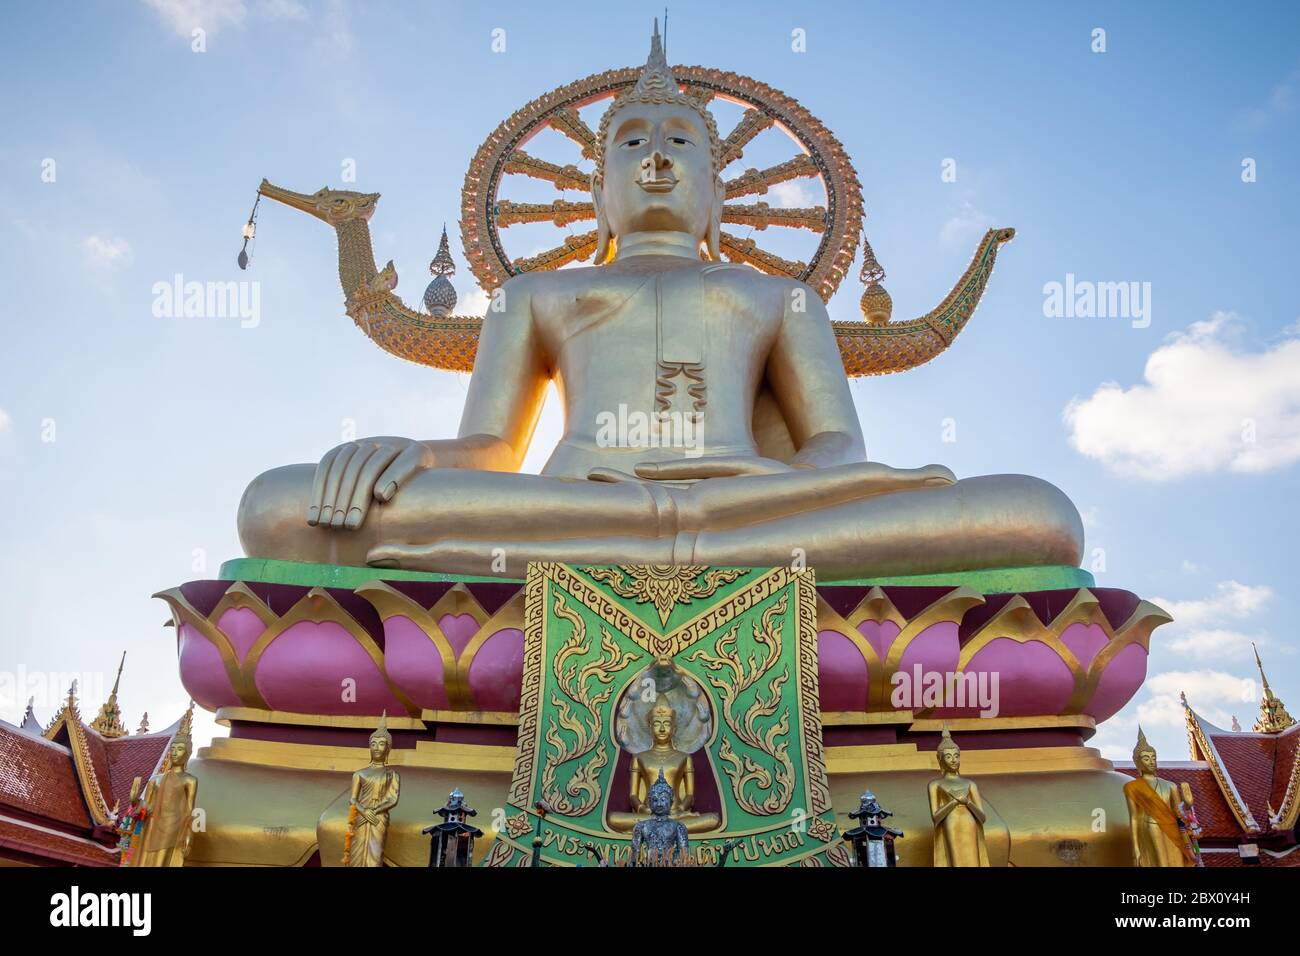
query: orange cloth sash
1125 777 1195 864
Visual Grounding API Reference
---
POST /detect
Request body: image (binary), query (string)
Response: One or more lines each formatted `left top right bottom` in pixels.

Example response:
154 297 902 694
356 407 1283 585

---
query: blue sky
0 0 1297 761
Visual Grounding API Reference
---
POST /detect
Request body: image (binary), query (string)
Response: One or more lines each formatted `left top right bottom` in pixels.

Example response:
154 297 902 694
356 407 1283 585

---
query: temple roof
1184 700 1300 833
1113 676 1300 865
0 679 189 866
0 719 92 830
0 813 119 866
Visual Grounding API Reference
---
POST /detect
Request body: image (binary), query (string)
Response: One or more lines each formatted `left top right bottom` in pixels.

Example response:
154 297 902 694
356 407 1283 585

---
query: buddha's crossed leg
239 462 1082 579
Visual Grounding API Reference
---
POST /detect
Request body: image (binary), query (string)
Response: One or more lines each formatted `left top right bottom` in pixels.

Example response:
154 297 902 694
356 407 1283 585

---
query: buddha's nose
641 150 672 173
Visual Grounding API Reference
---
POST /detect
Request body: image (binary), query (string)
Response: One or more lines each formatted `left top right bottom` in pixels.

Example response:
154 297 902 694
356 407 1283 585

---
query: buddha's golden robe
929 777 990 867
136 771 196 867
1124 776 1192 867
348 766 400 867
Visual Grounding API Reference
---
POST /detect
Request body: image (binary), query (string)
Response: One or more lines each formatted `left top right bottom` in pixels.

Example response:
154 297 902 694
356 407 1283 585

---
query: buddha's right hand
307 437 435 530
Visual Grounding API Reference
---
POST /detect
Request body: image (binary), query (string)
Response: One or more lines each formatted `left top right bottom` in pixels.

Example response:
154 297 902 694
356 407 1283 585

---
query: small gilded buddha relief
607 658 721 833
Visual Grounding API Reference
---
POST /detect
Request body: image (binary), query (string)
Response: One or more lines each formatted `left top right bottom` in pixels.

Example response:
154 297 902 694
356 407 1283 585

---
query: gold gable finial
90 651 128 738
1252 643 1294 734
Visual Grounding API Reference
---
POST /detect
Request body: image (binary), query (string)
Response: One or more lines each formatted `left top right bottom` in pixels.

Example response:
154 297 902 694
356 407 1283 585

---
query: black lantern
423 788 483 867
841 790 903 867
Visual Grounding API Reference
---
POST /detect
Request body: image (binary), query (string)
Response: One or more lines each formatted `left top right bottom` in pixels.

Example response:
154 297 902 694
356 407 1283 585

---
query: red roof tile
101 732 171 805
1203 720 1300 828
1268 725 1299 815
0 725 90 829
0 814 116 866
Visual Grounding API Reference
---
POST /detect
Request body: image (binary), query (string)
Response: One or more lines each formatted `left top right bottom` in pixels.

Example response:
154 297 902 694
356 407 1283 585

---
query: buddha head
648 768 674 817
369 711 392 763
168 733 192 771
649 699 677 748
936 726 961 774
1132 726 1158 774
591 21 725 263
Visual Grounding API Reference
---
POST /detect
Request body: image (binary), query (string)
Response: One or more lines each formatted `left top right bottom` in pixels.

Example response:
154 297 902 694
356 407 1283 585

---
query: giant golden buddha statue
237 24 1082 580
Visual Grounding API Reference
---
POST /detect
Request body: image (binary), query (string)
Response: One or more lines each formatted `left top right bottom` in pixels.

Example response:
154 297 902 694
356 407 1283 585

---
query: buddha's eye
622 137 648 148
668 136 692 147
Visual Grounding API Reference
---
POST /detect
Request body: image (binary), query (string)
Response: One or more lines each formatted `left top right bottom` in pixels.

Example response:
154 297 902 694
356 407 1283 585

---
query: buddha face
595 101 721 249
369 733 390 762
649 784 673 817
1137 747 1158 774
650 702 676 747
169 740 190 768
939 744 961 773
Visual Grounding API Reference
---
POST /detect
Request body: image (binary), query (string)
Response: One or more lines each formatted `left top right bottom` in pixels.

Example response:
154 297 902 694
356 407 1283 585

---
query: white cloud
142 0 247 37
1093 668 1255 760
939 201 996 246
768 180 821 208
1097 580 1273 758
1180 559 1201 574
1151 580 1272 663
1166 628 1258 661
1064 312 1300 479
82 235 133 268
1141 670 1257 726
0 409 10 434
143 0 312 38
260 0 307 19
457 285 490 317
1153 579 1272 631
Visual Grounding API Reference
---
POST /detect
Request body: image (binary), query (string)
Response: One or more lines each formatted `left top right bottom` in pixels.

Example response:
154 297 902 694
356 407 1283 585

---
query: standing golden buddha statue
927 728 990 867
344 713 401 867
133 723 199 867
1123 728 1193 867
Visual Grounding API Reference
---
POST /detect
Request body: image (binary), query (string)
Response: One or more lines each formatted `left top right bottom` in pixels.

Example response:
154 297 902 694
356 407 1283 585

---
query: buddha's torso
530 258 787 479
634 815 688 852
354 765 397 810
937 775 972 803
141 771 193 849
1134 775 1178 824
636 747 690 808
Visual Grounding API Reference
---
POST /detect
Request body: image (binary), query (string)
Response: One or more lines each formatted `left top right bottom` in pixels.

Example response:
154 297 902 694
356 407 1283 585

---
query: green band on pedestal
218 557 1094 593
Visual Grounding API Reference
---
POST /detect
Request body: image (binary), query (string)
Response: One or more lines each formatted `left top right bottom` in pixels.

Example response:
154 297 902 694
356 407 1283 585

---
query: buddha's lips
638 177 677 193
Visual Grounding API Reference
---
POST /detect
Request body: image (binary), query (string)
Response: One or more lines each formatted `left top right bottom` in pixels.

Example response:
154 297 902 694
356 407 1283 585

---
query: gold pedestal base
828 768 1132 866
185 751 509 867
186 719 1133 866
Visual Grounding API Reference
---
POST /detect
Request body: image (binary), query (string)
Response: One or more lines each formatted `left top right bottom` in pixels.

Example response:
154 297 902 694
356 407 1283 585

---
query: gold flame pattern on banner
540 589 638 816
689 594 795 815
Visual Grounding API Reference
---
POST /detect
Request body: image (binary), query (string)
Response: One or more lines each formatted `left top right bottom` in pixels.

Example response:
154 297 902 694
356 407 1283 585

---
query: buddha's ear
705 174 724 261
592 172 611 265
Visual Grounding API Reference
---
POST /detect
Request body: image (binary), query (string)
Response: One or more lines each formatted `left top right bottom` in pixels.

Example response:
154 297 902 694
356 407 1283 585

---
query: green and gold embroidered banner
484 563 847 867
